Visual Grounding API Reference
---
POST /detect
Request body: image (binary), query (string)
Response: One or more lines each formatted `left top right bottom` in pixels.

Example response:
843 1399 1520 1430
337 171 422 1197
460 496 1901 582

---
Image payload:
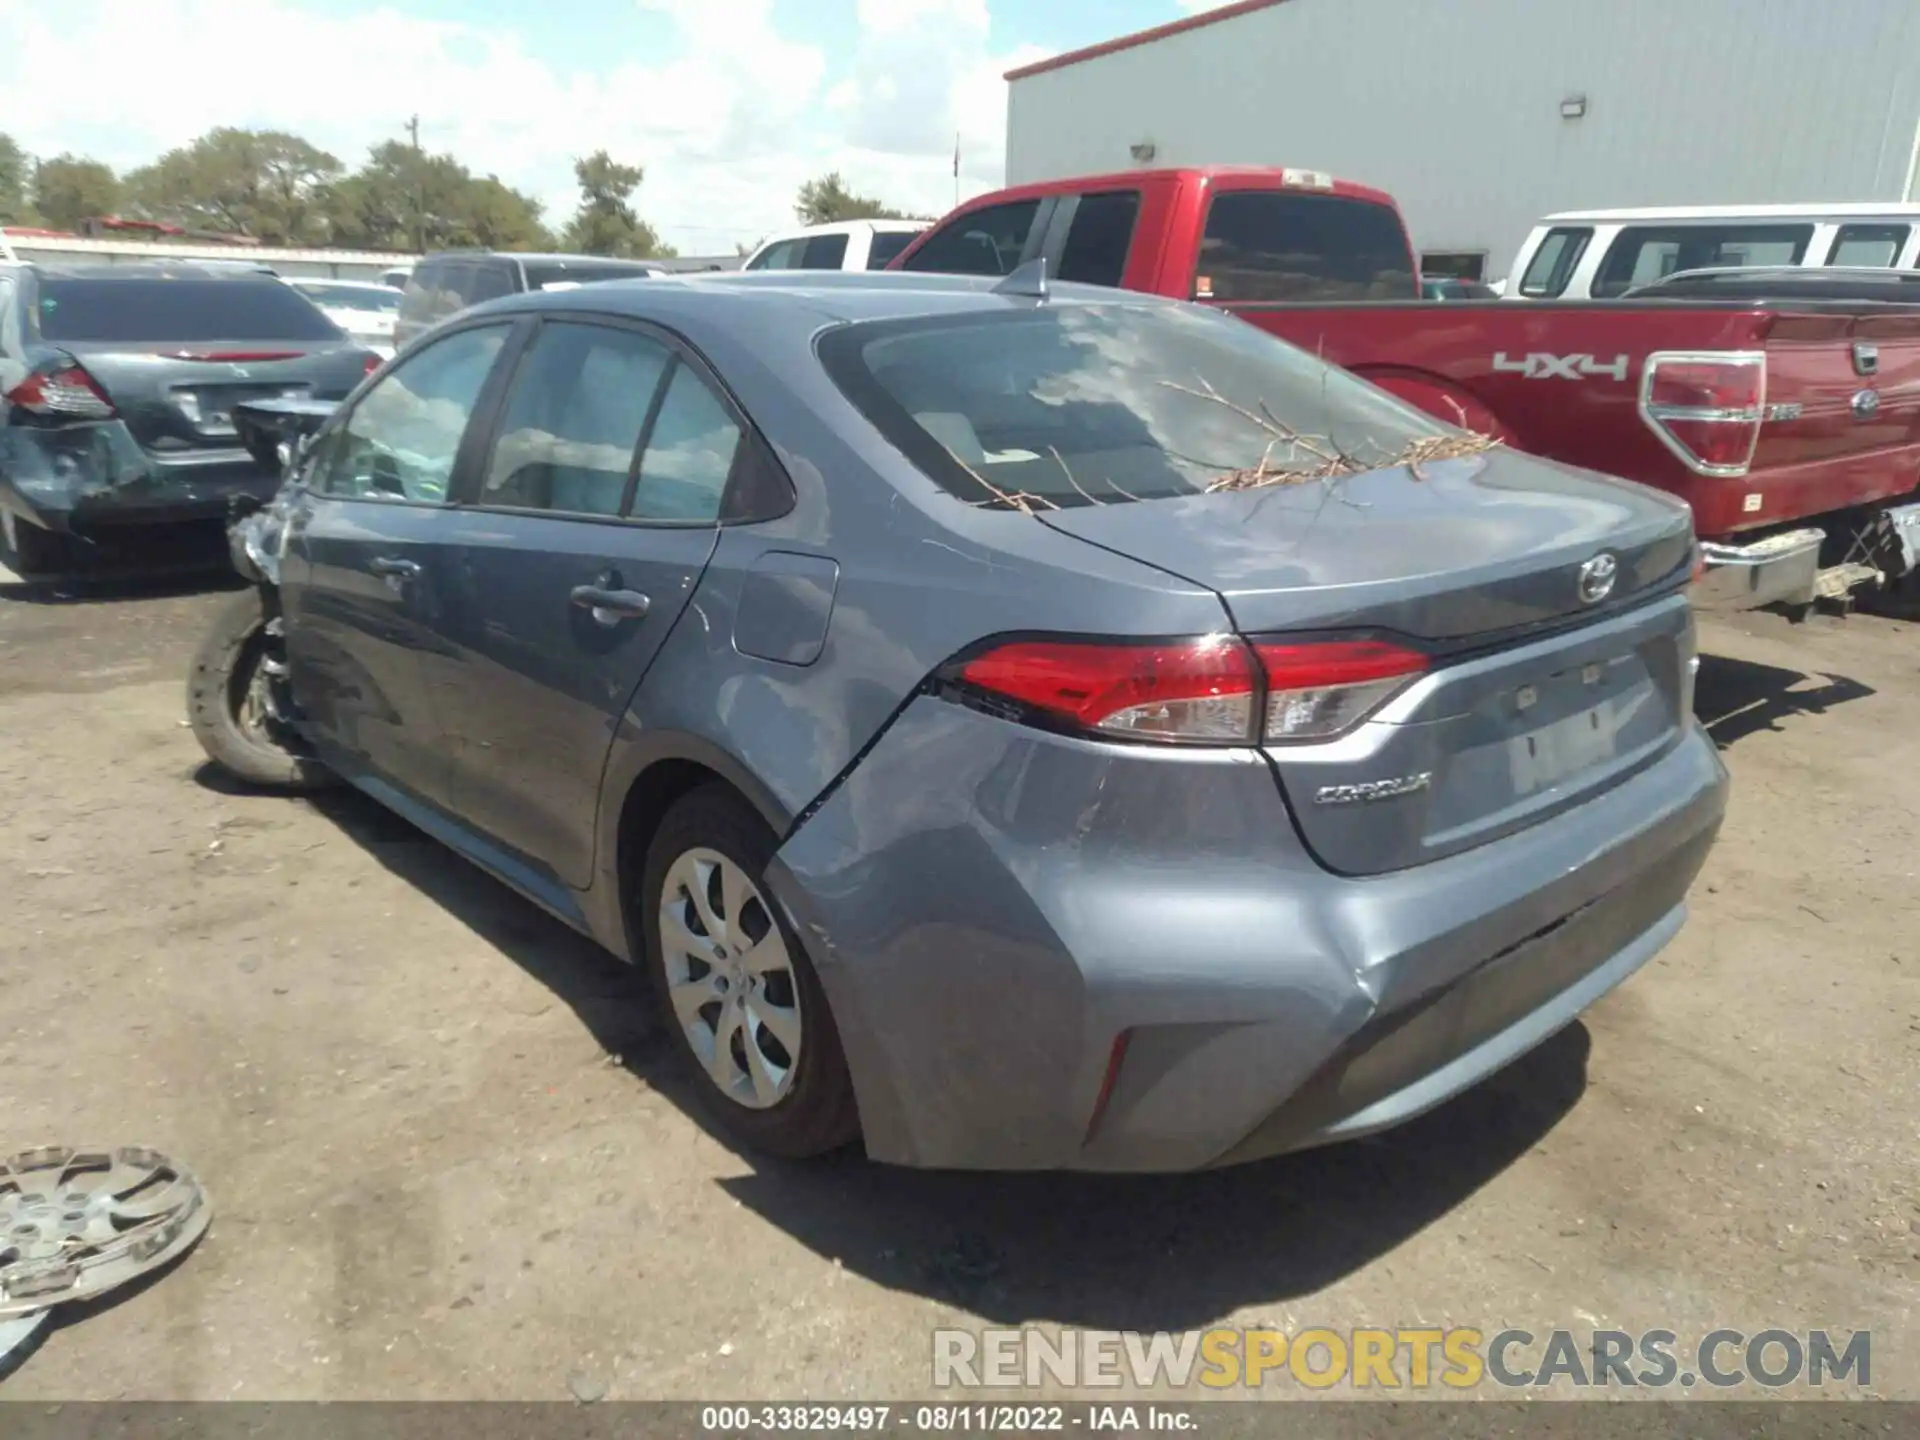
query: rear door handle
369 556 421 578
570 585 651 623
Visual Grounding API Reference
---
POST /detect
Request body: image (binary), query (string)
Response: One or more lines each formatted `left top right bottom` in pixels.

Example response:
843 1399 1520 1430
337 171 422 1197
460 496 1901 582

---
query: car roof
1541 202 1920 224
25 262 284 280
470 268 1180 336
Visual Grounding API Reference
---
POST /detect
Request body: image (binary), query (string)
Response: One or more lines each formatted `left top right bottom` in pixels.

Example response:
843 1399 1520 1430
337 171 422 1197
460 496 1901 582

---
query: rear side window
1193 191 1416 303
1592 225 1814 298
1518 228 1591 297
34 279 346 342
1829 224 1908 267
901 199 1041 276
802 234 850 269
865 231 919 269
465 261 517 303
1056 190 1141 289
819 302 1440 510
482 321 672 516
398 261 463 328
630 365 742 523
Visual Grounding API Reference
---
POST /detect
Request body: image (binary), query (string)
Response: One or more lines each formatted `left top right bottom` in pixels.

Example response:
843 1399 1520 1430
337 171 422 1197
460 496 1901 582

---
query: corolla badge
1852 389 1881 419
1314 773 1433 806
1577 552 1618 605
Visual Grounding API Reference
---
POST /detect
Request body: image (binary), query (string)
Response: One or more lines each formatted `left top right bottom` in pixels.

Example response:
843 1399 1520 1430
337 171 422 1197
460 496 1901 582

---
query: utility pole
406 114 424 255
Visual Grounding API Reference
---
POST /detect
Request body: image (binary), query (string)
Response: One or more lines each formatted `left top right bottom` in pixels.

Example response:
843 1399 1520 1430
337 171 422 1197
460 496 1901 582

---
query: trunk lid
58 341 372 455
1039 448 1697 876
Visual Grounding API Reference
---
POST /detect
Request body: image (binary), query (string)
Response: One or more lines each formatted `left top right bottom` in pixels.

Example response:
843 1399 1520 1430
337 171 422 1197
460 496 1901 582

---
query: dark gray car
188 271 1728 1171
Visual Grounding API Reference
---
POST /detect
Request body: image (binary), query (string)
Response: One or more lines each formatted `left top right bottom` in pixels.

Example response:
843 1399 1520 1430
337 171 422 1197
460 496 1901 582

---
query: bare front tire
641 784 860 1159
186 588 336 792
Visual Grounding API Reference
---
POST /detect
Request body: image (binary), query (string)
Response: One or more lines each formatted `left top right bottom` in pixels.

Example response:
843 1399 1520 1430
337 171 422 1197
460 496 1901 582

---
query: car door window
1056 190 1141 288
481 321 672 516
748 239 804 271
629 363 743 523
1592 225 1814 297
1518 227 1591 297
1828 224 1907 267
901 200 1041 276
801 233 850 269
866 230 919 269
314 324 509 503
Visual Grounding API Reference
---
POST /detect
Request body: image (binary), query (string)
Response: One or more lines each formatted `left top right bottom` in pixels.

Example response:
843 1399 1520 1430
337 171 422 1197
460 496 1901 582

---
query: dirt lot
1 559 1915 1403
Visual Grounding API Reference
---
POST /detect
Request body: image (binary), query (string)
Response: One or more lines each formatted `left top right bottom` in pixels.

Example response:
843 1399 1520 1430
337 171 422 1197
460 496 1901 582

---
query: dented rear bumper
0 422 282 533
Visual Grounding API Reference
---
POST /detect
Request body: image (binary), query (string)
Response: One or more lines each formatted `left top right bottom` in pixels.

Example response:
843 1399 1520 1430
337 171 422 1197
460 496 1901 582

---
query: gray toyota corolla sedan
188 270 1728 1172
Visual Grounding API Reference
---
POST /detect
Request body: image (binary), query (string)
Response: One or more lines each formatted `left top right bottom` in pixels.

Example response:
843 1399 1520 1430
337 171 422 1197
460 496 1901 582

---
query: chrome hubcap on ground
659 848 802 1110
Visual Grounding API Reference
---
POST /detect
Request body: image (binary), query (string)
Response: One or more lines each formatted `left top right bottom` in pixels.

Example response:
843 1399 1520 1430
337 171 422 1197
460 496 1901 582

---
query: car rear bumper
769 697 1728 1173
1 424 280 532
1693 528 1823 611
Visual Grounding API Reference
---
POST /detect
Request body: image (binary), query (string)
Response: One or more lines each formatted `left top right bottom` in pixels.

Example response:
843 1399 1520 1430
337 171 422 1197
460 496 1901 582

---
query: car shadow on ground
1693 652 1875 749
289 782 1591 1333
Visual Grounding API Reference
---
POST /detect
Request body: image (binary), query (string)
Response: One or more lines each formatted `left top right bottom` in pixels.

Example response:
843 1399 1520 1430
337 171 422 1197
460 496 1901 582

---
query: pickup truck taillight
1639 351 1765 477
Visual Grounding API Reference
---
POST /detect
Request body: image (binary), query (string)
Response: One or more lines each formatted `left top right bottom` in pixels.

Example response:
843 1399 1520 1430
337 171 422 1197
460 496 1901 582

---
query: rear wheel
186 588 336 792
0 510 74 580
640 784 859 1158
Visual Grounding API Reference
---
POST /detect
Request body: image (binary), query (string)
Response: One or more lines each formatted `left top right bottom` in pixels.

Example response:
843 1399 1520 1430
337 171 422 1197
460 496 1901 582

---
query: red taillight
1255 639 1430 742
363 352 383 376
955 634 1428 745
1640 351 1765 477
959 636 1257 743
4 361 115 420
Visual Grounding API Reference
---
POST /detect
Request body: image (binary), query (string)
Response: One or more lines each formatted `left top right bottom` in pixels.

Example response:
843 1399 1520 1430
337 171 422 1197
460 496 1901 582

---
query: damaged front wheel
186 587 337 792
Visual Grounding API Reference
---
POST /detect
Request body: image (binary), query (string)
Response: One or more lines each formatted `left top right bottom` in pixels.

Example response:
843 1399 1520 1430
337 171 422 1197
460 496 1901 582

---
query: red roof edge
1005 0 1288 82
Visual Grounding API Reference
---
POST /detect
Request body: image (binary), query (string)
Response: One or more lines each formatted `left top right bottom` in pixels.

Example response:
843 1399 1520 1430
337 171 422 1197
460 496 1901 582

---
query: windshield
295 282 399 314
37 279 347 342
818 302 1452 509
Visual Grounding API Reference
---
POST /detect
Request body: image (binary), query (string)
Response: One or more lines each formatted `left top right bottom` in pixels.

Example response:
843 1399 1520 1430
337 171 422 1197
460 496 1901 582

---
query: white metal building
1004 0 1920 284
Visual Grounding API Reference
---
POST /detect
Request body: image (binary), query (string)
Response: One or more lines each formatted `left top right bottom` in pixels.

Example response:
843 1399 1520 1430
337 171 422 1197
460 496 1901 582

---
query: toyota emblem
1577 553 1618 605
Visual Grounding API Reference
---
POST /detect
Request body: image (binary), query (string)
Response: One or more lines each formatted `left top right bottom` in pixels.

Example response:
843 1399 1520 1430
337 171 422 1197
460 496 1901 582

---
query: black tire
1859 570 1920 621
640 783 860 1159
0 510 73 580
186 588 337 792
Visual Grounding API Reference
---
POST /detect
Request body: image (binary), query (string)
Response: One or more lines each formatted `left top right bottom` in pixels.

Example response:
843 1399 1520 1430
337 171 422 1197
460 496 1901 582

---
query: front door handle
570 585 651 624
369 556 421 579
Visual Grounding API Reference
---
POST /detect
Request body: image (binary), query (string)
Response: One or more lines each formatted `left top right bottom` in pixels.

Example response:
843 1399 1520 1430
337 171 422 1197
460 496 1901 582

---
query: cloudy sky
0 0 1212 254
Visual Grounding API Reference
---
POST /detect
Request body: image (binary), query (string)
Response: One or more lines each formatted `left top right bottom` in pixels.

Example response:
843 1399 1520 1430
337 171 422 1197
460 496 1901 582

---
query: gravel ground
0 561 1914 1403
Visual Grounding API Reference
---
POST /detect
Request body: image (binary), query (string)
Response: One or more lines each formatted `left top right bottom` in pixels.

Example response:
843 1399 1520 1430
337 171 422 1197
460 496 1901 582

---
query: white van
1505 203 1920 300
740 220 928 273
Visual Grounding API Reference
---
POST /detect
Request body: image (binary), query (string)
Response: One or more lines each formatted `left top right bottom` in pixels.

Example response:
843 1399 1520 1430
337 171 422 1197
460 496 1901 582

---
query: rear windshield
818 302 1443 509
520 260 660 288
36 279 346 342
1193 191 1417 303
295 282 399 314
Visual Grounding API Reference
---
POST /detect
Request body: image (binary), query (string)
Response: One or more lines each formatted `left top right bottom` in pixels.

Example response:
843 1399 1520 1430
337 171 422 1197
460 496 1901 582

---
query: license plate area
1506 658 1650 798
170 384 311 438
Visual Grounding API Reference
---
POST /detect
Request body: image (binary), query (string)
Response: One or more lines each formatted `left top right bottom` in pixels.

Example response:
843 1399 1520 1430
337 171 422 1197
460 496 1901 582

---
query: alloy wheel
658 847 803 1110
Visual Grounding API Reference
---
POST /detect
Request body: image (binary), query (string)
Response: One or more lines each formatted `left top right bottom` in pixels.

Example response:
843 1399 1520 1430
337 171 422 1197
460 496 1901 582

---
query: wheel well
614 759 732 950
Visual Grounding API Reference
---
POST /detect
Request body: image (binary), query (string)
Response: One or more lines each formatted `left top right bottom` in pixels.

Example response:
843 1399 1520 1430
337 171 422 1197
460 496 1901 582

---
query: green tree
32 154 120 231
0 134 36 224
323 140 552 252
794 171 909 226
561 150 671 258
124 128 342 244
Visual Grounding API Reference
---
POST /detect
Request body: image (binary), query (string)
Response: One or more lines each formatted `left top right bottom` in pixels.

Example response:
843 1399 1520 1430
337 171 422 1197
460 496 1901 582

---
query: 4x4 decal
1492 352 1631 381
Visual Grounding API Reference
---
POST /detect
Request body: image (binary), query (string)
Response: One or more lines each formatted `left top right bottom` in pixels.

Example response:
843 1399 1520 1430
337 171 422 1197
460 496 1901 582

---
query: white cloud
0 0 1039 254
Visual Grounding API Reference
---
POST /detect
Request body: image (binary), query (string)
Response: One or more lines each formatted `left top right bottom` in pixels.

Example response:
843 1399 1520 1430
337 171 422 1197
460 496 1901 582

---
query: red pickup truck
889 167 1920 617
